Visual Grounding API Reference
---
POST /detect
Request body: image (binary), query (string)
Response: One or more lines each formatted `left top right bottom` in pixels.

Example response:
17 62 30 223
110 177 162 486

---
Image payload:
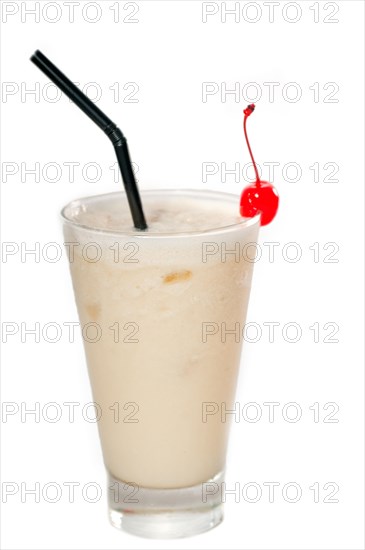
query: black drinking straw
30 50 147 230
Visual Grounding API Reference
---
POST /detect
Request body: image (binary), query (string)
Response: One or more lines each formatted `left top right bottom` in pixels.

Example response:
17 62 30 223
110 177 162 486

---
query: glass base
107 471 224 539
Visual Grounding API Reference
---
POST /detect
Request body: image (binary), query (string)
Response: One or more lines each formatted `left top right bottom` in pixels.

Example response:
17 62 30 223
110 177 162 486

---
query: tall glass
62 190 260 538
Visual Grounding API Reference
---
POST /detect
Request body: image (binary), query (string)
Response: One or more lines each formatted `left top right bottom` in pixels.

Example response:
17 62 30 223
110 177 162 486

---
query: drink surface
63 191 259 489
63 191 243 233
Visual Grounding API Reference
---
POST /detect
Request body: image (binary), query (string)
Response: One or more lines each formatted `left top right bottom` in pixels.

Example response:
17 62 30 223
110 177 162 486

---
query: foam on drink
64 191 243 233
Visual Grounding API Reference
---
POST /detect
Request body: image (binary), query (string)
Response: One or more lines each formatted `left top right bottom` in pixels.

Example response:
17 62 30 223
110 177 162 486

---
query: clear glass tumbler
61 190 260 538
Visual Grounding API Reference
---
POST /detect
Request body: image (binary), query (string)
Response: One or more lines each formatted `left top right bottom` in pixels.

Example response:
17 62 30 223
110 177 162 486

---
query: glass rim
61 189 261 238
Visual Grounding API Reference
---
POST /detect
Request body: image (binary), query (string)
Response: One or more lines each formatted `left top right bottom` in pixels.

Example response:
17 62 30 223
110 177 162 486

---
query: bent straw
30 50 147 230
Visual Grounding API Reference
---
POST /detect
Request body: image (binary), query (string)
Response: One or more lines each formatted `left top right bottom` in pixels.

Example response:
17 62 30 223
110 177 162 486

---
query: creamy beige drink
62 190 260 536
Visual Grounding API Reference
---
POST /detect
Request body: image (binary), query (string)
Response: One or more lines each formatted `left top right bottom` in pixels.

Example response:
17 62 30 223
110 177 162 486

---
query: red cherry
240 180 279 226
240 104 279 226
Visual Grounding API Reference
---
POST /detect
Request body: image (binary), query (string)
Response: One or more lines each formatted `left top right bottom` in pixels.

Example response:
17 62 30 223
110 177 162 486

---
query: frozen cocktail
62 189 260 538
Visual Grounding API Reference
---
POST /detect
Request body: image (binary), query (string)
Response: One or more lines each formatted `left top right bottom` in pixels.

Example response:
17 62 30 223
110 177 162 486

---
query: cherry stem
244 111 261 185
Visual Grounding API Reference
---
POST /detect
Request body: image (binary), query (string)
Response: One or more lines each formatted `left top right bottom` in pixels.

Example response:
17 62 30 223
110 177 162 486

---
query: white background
1 1 364 549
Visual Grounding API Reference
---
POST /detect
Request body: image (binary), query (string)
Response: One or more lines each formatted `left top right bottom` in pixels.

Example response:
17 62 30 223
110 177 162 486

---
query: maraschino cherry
240 104 279 226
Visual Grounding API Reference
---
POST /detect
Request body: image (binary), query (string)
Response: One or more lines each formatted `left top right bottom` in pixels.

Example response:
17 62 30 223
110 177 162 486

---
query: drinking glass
62 190 260 538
